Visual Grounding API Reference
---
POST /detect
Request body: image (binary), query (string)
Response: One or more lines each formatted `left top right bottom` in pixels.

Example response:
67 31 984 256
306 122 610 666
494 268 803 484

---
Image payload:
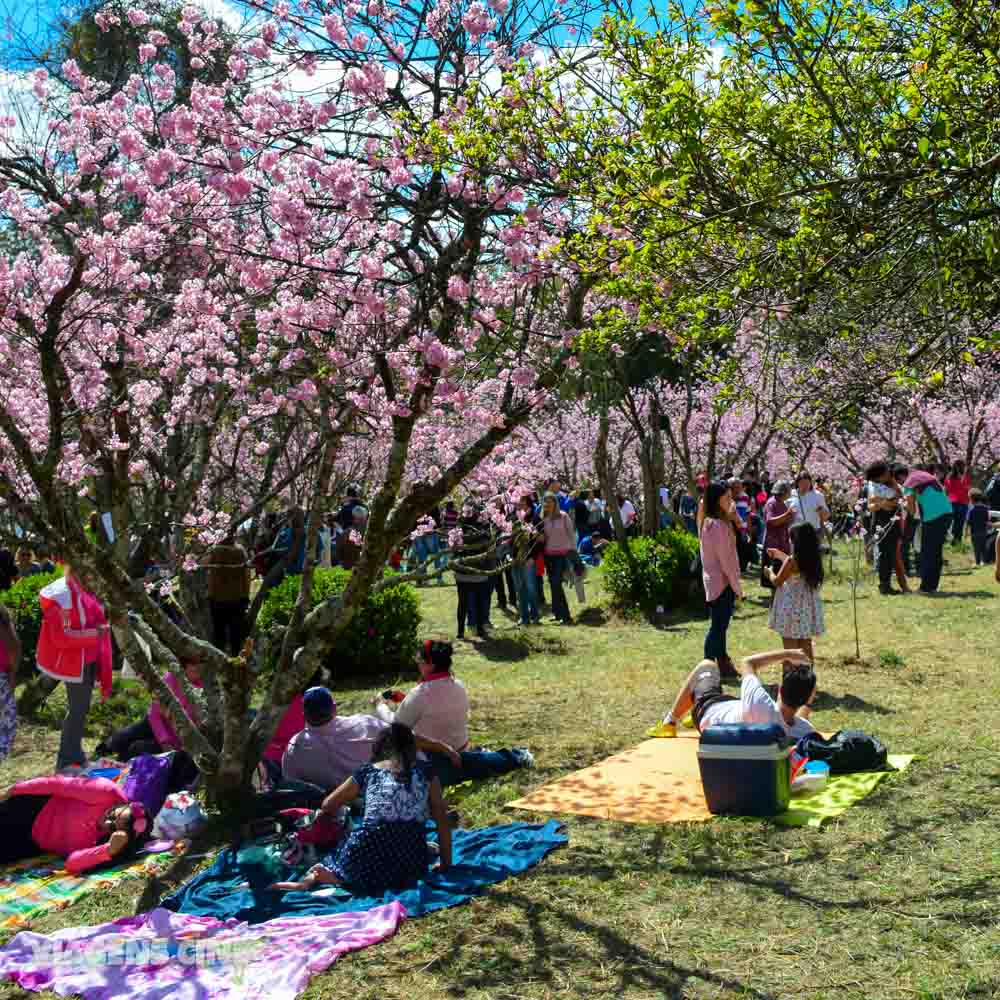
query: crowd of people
0 460 997 896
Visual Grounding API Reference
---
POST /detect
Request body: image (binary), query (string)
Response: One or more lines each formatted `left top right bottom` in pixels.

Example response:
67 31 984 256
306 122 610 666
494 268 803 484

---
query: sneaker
650 720 677 738
879 586 900 596
512 749 534 768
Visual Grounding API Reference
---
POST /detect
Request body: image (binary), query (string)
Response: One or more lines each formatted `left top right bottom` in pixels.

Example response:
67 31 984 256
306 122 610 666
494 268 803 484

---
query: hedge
257 567 421 676
601 528 701 612
2 570 61 683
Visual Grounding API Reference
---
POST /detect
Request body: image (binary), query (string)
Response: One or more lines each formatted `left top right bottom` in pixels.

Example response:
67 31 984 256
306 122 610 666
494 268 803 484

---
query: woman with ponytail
270 721 452 894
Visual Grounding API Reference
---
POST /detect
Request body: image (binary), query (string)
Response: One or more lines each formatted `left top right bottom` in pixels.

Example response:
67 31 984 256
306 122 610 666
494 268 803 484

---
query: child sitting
0 775 149 873
270 722 451 894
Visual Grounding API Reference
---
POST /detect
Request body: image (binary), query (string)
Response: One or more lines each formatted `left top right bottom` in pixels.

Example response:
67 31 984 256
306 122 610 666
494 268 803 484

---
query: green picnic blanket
0 850 171 931
775 754 915 828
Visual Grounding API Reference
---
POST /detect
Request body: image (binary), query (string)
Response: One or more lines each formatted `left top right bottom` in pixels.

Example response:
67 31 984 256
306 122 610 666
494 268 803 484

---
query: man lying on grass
659 649 817 740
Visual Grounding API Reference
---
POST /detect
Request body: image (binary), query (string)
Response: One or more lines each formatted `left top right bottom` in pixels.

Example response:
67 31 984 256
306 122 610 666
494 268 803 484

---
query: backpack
795 729 888 774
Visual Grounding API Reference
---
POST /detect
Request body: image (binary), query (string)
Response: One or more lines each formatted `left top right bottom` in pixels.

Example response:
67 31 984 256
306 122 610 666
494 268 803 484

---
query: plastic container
698 723 790 816
791 760 830 796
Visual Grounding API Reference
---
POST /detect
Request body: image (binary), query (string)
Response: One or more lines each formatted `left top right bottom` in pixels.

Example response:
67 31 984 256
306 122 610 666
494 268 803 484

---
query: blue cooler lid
699 723 788 747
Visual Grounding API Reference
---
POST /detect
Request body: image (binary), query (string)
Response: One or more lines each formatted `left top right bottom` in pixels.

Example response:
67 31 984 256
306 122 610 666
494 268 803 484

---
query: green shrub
601 528 701 612
36 678 152 738
2 570 61 683
257 567 421 676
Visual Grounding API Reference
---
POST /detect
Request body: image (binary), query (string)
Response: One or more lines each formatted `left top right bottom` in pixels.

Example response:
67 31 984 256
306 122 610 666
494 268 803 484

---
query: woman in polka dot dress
765 522 825 671
270 722 452 894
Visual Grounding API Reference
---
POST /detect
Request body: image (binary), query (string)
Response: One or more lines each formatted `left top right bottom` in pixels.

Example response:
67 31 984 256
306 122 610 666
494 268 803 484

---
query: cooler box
698 724 790 816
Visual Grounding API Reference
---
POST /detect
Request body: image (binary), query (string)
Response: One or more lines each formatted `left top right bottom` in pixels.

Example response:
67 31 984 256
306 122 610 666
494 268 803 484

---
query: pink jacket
36 576 113 700
700 517 742 602
263 695 306 763
148 673 200 750
11 775 128 874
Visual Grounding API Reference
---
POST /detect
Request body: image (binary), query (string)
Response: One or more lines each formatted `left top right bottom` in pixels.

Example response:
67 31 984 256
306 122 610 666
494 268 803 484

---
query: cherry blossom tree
0 0 603 801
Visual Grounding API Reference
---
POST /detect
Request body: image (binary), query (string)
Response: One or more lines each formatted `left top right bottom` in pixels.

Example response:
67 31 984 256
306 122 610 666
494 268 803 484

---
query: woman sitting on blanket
95 659 201 789
0 774 150 874
270 721 452 894
373 640 533 786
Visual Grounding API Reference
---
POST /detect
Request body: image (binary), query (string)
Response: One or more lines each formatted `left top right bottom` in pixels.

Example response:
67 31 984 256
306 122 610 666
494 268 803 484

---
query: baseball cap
303 686 335 722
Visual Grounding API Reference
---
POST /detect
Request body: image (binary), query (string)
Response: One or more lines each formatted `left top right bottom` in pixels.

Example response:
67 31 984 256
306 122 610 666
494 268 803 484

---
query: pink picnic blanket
0 901 406 1000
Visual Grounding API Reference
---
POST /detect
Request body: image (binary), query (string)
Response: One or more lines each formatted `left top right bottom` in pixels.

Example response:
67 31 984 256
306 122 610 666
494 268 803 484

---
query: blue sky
1 0 660 70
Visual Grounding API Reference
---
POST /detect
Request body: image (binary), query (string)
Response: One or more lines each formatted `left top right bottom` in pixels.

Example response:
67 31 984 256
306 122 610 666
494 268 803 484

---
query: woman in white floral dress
765 523 825 672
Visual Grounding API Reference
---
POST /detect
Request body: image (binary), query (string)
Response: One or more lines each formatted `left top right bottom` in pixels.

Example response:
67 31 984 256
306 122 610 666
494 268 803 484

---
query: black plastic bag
795 729 889 774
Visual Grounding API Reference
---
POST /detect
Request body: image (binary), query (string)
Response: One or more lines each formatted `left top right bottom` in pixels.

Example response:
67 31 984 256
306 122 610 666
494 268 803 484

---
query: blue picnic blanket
161 821 566 924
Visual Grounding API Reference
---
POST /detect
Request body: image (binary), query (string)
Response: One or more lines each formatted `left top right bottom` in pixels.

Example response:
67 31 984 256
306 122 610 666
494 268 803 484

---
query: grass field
2 547 999 1000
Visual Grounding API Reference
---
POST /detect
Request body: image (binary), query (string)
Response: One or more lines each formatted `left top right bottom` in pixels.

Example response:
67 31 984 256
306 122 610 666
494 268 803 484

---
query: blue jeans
544 554 571 622
426 749 528 787
704 586 735 661
512 562 540 623
919 515 949 592
411 532 442 573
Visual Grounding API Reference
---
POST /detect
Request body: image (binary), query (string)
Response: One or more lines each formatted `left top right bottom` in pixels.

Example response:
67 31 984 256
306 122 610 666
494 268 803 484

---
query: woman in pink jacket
0 775 148 874
36 566 114 771
699 481 743 676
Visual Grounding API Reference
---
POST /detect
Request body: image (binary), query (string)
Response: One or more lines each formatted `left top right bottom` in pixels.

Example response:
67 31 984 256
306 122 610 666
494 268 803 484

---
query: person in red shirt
943 460 972 546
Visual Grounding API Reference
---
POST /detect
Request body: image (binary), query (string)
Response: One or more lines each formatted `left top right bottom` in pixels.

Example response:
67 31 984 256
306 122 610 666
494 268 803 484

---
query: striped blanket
0 850 171 931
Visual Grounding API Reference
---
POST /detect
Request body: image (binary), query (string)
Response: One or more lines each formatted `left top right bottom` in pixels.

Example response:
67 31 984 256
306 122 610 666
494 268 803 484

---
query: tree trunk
16 675 59 717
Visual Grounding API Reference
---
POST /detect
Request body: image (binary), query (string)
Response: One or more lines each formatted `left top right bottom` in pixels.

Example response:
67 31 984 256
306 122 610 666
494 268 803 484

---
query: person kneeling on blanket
659 649 817 739
270 722 452 894
0 775 150 874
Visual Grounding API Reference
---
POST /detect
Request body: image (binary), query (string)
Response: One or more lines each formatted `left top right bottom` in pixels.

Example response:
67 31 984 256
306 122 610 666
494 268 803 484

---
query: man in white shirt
658 648 817 740
789 472 829 534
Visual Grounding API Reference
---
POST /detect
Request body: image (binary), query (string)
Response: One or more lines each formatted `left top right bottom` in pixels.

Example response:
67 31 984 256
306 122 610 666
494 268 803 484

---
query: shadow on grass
575 606 609 627
811 690 895 715
132 824 226 913
445 881 786 1000
473 635 531 662
928 589 995 599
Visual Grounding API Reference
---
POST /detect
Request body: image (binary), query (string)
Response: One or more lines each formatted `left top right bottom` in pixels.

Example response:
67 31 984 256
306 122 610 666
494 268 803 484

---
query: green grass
3 548 1000 1000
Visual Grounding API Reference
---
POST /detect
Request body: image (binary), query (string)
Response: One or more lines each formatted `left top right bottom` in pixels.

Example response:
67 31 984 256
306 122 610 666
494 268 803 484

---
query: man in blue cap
282 686 462 791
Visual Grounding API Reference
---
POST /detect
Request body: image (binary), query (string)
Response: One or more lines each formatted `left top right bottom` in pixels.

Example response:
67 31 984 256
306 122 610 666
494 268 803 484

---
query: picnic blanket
0 902 406 1000
776 755 915 827
162 820 567 924
507 733 913 827
0 850 173 931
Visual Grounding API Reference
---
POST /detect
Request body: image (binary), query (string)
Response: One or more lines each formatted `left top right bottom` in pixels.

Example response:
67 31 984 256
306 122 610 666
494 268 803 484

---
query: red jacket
36 576 113 699
11 775 128 873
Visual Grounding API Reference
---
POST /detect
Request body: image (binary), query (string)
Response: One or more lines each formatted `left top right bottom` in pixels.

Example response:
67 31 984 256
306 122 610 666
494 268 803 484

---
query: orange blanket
507 733 713 824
